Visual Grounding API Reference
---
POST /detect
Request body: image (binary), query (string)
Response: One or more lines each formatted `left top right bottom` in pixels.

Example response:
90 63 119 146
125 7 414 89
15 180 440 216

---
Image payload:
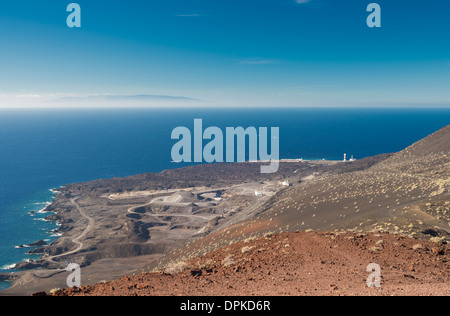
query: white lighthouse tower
343 154 347 162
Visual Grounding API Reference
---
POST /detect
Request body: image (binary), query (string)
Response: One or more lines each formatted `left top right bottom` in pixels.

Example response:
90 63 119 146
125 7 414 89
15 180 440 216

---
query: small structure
255 191 263 197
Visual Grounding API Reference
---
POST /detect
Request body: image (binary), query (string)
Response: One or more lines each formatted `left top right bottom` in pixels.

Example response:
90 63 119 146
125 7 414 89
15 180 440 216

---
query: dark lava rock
126 213 142 220
28 240 47 247
123 221 150 242
45 214 63 222
190 269 203 277
422 229 439 237
14 261 40 270
134 207 148 214
26 247 46 255
0 274 15 282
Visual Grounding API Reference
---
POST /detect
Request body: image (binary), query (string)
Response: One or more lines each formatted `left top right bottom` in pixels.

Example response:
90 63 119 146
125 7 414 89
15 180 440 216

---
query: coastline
0 188 61 290
0 135 449 295
3 158 339 268
0 157 356 292
1 125 449 296
0 159 330 294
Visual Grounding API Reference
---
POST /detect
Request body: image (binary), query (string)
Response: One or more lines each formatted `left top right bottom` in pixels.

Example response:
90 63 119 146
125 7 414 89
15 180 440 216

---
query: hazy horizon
1 0 449 108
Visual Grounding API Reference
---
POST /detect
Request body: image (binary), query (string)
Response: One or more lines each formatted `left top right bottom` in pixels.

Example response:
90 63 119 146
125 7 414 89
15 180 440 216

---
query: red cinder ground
51 231 449 296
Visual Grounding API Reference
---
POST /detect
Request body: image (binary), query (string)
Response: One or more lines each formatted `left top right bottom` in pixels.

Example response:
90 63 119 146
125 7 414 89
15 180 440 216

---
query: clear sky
0 0 449 108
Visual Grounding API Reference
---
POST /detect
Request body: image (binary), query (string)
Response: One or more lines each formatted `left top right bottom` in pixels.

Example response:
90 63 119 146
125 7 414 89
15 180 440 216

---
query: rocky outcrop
14 260 60 270
43 239 76 256
121 221 150 243
26 247 45 255
28 240 47 247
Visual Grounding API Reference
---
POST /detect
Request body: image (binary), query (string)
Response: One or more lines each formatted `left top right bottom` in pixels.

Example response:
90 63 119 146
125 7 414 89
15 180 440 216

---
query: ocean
0 107 449 290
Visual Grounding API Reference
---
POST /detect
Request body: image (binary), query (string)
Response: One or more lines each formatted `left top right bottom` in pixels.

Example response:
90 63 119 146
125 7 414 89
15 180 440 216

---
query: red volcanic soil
51 231 449 296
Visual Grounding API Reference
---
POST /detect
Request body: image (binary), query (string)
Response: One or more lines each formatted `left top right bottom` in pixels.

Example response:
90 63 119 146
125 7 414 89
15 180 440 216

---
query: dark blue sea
0 107 449 290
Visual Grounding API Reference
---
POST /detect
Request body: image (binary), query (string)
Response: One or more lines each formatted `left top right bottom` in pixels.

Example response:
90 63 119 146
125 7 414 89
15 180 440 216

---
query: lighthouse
343 154 347 162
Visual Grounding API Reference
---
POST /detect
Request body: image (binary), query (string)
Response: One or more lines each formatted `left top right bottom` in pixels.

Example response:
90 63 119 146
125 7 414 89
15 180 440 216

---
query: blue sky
0 0 449 108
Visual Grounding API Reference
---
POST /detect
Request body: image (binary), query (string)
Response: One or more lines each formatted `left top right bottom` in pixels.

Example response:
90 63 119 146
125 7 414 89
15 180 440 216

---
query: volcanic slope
53 231 449 296
144 126 450 273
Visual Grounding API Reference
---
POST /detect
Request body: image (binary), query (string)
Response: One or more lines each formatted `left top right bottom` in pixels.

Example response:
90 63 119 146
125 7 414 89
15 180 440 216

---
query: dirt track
43 199 94 264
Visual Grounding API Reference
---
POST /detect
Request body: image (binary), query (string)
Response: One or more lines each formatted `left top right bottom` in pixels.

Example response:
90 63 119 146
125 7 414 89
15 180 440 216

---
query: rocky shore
1 125 449 296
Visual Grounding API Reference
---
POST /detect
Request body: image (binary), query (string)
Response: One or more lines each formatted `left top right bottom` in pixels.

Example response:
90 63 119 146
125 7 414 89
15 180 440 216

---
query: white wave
37 207 51 214
1 263 16 270
50 187 63 194
15 245 30 249
32 202 51 206
34 218 50 222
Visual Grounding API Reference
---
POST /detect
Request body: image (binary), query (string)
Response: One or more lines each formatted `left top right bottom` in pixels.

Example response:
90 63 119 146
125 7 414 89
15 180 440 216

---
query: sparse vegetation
241 246 255 253
221 254 236 267
165 261 188 275
50 288 61 294
412 244 424 251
